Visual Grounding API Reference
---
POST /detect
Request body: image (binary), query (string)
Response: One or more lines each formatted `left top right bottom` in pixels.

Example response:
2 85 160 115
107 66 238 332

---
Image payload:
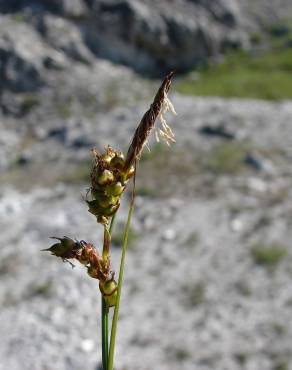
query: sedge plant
43 72 176 370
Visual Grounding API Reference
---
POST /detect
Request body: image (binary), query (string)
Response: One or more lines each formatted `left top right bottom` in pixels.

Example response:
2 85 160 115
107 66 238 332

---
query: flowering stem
109 214 116 234
101 214 116 370
101 298 109 370
108 199 135 370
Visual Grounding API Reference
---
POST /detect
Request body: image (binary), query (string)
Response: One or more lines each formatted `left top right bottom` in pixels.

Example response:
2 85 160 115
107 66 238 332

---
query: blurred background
1 1 292 370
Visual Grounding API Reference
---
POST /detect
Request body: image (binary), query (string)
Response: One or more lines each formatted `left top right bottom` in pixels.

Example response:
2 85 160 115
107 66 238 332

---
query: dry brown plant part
124 71 175 172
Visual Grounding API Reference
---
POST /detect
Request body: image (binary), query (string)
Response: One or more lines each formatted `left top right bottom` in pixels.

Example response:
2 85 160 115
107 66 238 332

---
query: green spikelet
88 146 135 224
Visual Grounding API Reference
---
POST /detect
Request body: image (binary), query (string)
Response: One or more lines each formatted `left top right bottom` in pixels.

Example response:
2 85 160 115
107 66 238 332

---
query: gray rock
0 0 292 76
0 26 42 91
58 0 88 18
0 15 66 92
187 0 243 26
39 14 94 64
80 0 253 75
0 0 88 17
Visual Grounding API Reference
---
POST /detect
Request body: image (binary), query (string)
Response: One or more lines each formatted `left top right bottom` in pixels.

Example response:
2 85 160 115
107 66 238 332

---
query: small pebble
230 218 243 232
80 339 94 353
162 228 176 241
247 177 268 193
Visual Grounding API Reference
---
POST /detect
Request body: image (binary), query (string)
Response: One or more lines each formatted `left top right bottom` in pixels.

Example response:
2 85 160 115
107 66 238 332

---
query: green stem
101 214 116 370
101 298 109 370
109 214 116 235
108 200 135 370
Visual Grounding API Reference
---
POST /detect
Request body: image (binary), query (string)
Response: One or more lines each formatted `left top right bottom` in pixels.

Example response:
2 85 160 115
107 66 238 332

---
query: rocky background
1 1 292 370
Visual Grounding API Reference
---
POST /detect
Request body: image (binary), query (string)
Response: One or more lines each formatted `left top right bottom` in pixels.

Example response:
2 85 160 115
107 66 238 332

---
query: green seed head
110 154 125 171
102 279 118 296
104 290 117 307
103 203 120 216
120 165 135 184
87 200 120 221
98 195 114 208
101 153 114 165
105 182 125 196
97 169 114 185
96 194 119 209
91 188 103 200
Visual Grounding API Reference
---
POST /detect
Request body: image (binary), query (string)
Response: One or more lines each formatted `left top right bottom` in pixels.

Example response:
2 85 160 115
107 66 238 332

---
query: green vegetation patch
251 242 288 266
267 17 292 39
58 161 91 184
183 231 200 247
183 281 205 307
20 94 40 115
177 48 292 100
137 143 201 197
27 281 53 299
234 353 248 365
135 186 156 197
206 142 246 174
57 101 72 119
11 13 26 22
173 348 191 361
273 360 289 370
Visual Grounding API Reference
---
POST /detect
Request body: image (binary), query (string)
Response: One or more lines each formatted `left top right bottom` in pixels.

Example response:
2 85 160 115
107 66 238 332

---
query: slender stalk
101 214 116 370
109 214 116 235
101 298 109 370
108 199 135 370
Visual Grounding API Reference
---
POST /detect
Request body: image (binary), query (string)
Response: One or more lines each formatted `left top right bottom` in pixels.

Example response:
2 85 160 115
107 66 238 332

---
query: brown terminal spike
124 71 175 172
